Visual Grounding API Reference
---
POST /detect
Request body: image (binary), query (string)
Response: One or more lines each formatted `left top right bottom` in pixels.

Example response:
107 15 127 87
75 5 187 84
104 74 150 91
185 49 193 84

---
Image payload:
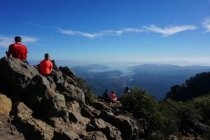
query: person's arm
50 61 53 71
7 44 13 57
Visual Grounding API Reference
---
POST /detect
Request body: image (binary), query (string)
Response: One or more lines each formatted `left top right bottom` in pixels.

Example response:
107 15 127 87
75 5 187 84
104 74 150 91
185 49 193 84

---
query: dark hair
45 53 49 59
15 36 21 42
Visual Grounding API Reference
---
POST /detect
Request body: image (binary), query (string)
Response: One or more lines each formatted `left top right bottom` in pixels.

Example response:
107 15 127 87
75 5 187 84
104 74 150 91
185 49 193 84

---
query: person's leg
50 71 58 83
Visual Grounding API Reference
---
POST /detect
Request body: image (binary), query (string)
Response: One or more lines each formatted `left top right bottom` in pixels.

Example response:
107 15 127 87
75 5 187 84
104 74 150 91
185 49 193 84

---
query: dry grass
0 94 12 116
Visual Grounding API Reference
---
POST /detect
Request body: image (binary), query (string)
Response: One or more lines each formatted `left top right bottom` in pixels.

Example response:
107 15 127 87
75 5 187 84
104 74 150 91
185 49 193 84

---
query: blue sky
1 0 210 66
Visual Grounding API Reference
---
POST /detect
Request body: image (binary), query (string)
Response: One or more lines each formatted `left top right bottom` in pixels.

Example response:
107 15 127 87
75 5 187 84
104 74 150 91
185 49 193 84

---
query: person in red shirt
7 36 28 63
39 53 53 76
110 91 118 102
39 54 62 89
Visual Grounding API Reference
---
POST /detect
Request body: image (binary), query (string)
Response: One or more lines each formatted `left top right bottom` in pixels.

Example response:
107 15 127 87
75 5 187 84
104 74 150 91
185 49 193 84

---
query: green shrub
121 87 164 135
189 95 210 123
85 90 95 105
121 87 210 138
159 100 183 135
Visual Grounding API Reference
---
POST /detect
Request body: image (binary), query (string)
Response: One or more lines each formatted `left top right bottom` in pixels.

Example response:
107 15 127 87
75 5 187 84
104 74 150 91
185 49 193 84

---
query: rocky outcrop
0 57 139 140
0 93 24 139
100 110 139 140
0 114 25 140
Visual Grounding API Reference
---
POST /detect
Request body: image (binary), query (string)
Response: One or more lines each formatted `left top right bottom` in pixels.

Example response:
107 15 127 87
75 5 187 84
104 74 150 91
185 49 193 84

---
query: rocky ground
0 57 139 140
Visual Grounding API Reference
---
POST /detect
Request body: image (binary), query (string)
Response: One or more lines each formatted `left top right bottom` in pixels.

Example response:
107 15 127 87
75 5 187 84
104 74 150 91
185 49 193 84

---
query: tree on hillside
120 87 166 137
166 72 210 101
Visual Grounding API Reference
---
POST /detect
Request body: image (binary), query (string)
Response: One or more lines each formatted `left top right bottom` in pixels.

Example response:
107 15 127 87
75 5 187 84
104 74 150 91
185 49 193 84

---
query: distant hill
71 64 210 100
166 72 210 101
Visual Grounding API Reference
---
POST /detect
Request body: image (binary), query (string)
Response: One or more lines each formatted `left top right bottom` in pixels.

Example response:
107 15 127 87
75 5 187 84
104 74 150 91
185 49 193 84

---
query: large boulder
0 57 39 94
0 114 24 140
87 118 122 140
14 102 54 140
0 57 71 122
100 110 139 140
60 84 85 104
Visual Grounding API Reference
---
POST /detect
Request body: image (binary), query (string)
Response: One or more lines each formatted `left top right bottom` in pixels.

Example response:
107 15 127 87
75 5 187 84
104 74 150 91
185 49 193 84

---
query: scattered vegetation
120 87 210 139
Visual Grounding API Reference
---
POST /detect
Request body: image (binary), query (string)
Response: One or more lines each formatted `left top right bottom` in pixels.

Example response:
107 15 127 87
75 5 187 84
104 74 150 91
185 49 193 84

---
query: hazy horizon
28 59 210 69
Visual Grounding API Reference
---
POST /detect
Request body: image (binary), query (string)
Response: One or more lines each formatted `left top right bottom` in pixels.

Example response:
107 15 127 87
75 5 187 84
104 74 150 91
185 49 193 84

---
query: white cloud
99 28 144 36
57 28 96 38
21 36 39 43
202 18 210 32
0 36 38 48
57 27 144 38
144 25 197 37
58 25 197 38
0 37 12 48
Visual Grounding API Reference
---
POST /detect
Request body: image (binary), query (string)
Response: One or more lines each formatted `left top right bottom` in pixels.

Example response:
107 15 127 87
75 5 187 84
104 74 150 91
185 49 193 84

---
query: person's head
44 53 50 59
14 36 21 42
111 91 115 94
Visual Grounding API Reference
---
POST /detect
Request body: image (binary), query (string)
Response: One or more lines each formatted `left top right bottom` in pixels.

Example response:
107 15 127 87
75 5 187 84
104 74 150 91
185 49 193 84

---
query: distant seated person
7 36 28 63
103 89 109 101
124 86 130 94
110 91 117 103
51 59 58 70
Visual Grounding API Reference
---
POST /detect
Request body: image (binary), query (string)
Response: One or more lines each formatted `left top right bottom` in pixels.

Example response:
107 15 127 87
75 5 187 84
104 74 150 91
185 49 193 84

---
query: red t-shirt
8 42 28 60
39 59 53 75
110 92 117 102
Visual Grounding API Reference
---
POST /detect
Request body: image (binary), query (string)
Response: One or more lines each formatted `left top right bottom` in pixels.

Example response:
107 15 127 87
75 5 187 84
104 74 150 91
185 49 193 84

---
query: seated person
124 86 131 94
103 89 109 101
39 53 63 89
7 36 28 64
110 91 117 103
39 53 53 76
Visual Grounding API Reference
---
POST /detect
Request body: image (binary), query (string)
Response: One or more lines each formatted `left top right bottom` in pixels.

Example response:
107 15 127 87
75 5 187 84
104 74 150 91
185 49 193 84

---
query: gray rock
100 110 139 140
87 118 122 140
0 57 39 94
0 56 140 140
61 84 85 104
81 105 101 119
14 102 54 140
0 114 24 140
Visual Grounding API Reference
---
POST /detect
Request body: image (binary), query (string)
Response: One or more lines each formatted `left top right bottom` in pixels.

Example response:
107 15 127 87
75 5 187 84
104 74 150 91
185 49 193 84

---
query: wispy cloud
202 18 210 32
21 36 38 43
144 25 197 37
0 37 12 48
58 29 96 38
100 28 144 36
58 25 197 38
57 28 144 39
0 36 38 48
